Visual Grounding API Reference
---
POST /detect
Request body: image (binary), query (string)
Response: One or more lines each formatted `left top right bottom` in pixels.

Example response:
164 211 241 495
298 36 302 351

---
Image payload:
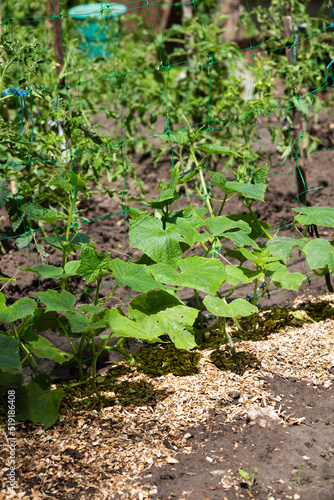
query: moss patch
210 348 261 375
134 343 201 376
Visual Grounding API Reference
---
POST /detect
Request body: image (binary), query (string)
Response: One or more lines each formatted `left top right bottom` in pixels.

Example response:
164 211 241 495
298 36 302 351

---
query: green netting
0 0 333 304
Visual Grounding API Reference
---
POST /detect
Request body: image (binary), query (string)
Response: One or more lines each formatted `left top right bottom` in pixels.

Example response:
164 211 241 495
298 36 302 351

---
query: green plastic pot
68 3 127 58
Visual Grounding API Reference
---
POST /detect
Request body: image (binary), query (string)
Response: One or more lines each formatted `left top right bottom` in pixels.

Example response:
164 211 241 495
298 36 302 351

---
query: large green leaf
21 261 81 279
53 172 86 191
198 144 242 156
20 203 65 223
22 331 73 364
265 262 306 291
22 264 64 279
77 244 110 284
223 231 259 249
35 290 76 312
0 297 36 323
63 310 107 333
6 194 26 233
175 218 198 247
15 373 64 429
303 239 334 273
0 158 26 172
160 130 189 146
40 232 92 253
16 233 33 249
179 204 206 229
129 291 198 349
149 166 179 209
238 247 281 266
106 308 161 342
292 206 334 227
178 168 198 183
210 172 266 201
110 259 171 292
151 257 226 295
252 164 269 184
224 181 267 202
228 213 272 240
0 293 7 309
129 215 183 267
20 309 59 334
265 235 307 261
150 191 178 209
203 296 257 318
64 311 89 333
224 265 265 286
0 333 23 388
206 215 251 236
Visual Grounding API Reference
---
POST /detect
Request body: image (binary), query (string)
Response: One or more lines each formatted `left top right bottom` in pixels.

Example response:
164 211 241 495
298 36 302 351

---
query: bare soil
132 375 334 500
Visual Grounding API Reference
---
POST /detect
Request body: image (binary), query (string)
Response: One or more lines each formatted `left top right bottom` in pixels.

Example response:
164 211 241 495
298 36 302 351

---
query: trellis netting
0 0 334 306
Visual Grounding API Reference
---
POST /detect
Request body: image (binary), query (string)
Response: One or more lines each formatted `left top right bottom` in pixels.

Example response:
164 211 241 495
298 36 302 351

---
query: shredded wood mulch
1 294 334 500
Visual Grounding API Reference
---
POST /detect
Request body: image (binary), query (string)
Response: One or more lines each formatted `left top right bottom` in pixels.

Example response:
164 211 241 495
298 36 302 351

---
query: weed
238 467 258 490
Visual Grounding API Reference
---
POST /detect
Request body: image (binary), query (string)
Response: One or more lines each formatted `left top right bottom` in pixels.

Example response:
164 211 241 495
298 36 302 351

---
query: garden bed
1 109 334 498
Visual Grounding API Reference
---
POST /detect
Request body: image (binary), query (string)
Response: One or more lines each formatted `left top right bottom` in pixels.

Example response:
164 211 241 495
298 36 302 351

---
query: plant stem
233 317 243 332
75 335 86 381
252 276 259 332
218 316 237 360
94 278 102 306
247 203 272 239
217 194 227 216
194 288 204 329
99 284 119 305
255 280 273 301
224 285 236 299
325 273 334 293
90 341 104 401
11 322 39 374
193 321 220 336
198 168 213 216
253 277 259 306
63 201 75 265
0 58 13 97
190 146 213 216
57 319 78 356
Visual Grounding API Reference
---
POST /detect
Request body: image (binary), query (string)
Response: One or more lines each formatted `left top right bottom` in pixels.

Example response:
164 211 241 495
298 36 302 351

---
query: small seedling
291 464 303 485
238 467 258 490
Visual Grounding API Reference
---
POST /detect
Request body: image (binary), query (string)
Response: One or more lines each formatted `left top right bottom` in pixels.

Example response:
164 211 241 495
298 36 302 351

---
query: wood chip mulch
1 293 334 500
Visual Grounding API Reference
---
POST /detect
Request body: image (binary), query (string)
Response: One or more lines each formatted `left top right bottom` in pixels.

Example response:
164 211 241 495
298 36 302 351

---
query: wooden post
49 0 65 89
160 0 174 31
283 8 307 205
221 0 241 41
181 0 194 74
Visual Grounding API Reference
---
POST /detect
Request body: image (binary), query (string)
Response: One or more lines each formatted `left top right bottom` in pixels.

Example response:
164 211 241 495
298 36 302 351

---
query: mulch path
1 293 334 500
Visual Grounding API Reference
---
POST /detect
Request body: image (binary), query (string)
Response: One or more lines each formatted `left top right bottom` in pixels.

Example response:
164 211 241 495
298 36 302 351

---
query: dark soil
131 375 334 500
